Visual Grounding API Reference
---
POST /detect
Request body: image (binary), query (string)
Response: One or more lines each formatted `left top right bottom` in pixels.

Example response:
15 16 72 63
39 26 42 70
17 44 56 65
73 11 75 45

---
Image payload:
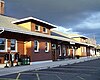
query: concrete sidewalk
0 56 99 76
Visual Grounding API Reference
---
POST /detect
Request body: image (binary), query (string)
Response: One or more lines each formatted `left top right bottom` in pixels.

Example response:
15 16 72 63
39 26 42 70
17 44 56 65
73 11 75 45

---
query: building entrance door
52 44 57 61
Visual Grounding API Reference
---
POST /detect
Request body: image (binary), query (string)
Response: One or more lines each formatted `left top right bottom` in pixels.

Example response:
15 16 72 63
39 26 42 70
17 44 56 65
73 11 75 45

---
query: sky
5 0 100 44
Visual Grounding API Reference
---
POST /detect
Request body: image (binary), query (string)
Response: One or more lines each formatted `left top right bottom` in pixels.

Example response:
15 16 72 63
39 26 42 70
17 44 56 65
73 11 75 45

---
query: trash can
18 58 22 65
22 58 30 65
24 58 27 65
25 58 30 65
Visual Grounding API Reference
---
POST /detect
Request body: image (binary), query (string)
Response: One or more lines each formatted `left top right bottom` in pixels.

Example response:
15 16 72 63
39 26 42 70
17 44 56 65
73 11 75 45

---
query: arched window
45 42 49 52
34 40 39 52
11 39 17 52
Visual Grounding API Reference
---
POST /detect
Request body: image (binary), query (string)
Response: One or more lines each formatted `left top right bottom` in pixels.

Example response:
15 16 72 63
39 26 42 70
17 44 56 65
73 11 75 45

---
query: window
43 27 47 33
81 47 84 52
45 42 49 52
34 40 39 52
84 47 86 53
52 44 56 49
35 25 40 31
0 38 7 52
81 39 83 42
11 39 17 52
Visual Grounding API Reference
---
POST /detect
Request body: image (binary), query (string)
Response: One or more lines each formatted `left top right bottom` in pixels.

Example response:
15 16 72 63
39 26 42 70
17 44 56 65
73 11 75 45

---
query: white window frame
58 45 61 56
43 27 47 33
45 42 49 52
11 39 17 52
34 40 39 52
0 38 7 52
35 25 40 31
52 44 56 49
84 47 86 53
63 45 66 56
81 47 84 52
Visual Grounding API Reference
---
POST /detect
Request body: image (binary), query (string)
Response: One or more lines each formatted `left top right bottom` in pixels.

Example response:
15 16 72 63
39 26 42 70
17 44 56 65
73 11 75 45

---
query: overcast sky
5 0 100 44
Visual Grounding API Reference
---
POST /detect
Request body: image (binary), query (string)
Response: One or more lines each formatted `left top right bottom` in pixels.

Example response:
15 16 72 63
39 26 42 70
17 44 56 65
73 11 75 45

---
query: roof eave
2 27 95 47
12 17 56 28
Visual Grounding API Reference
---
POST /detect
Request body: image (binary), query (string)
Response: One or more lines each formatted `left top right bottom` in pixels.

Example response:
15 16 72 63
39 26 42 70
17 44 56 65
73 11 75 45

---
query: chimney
0 0 4 15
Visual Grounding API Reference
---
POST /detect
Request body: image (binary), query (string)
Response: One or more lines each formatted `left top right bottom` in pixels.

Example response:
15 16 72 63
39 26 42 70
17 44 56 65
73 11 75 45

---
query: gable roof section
0 15 95 47
67 34 88 39
51 30 95 47
0 15 30 31
51 30 70 39
51 30 88 39
0 15 74 42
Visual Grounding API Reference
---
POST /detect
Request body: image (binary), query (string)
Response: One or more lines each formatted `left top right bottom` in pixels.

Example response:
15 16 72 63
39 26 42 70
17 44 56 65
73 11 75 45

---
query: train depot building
0 0 97 66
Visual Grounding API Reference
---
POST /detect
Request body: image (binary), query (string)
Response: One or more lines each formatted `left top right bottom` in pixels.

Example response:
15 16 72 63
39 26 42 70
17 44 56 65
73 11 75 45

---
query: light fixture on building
0 27 4 34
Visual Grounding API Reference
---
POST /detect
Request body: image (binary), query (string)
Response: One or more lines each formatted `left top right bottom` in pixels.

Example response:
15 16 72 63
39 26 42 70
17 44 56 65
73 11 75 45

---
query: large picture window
34 40 39 52
0 38 7 52
11 39 17 52
45 42 49 52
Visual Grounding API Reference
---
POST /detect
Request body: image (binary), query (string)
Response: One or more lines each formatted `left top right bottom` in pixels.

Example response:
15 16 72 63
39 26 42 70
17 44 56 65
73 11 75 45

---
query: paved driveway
0 59 100 80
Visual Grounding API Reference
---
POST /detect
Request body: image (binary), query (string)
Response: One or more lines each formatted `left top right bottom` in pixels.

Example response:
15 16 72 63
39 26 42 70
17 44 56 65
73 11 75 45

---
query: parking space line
77 76 86 80
36 73 40 80
55 74 63 80
0 78 17 80
33 70 64 74
16 73 21 80
21 73 33 74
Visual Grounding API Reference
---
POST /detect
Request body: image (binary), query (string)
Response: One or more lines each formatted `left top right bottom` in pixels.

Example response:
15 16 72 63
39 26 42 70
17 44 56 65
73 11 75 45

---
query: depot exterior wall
0 31 96 64
0 31 52 63
25 38 52 62
76 46 87 56
0 40 24 64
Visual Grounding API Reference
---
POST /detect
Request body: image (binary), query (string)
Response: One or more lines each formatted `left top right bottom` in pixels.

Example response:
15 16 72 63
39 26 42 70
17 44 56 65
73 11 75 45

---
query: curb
0 56 99 76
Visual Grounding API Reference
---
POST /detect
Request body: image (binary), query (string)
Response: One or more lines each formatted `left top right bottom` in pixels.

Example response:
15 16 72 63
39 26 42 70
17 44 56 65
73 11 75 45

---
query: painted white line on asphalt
36 73 40 80
56 74 63 80
0 78 16 80
21 73 33 74
77 76 86 80
16 73 20 80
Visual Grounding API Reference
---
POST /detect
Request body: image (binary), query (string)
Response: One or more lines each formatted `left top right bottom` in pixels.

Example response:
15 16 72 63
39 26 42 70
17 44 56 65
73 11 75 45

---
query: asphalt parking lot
0 58 100 80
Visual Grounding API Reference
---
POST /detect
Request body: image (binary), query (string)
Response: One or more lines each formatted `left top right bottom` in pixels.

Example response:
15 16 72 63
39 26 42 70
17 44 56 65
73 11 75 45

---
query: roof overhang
12 17 56 28
0 27 4 34
71 36 88 39
1 27 95 48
